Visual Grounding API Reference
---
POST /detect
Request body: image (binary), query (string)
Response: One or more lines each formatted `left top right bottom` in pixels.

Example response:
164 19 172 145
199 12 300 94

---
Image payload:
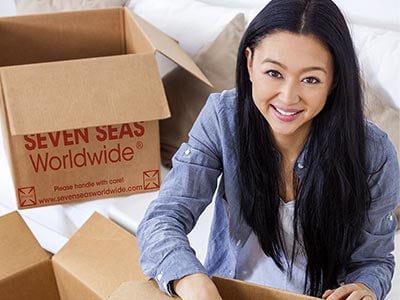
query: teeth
275 107 298 116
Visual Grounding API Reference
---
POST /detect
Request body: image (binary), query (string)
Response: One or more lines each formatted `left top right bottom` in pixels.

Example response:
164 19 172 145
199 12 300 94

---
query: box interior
0 8 153 67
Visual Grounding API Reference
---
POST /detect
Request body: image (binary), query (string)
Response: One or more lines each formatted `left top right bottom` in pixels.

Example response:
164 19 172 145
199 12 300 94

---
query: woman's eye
266 70 282 78
302 77 320 84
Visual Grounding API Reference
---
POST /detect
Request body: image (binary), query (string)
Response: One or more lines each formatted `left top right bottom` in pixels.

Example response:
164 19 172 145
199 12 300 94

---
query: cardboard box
109 277 320 300
0 211 59 300
0 211 147 300
1 211 320 300
0 8 210 209
52 211 147 299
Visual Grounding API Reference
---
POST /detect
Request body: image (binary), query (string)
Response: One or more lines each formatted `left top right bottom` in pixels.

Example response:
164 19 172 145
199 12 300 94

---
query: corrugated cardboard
0 211 59 300
0 211 147 300
213 276 320 300
52 212 147 300
108 277 320 300
0 8 210 209
1 211 320 299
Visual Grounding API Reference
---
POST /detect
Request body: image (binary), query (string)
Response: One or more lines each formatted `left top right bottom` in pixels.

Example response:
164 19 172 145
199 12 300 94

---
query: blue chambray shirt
137 89 400 299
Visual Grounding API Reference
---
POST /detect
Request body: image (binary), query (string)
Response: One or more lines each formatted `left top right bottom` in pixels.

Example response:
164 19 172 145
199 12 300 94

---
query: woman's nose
279 79 300 105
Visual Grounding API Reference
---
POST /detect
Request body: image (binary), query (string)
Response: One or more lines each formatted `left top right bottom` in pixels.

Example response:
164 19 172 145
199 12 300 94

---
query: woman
137 0 400 299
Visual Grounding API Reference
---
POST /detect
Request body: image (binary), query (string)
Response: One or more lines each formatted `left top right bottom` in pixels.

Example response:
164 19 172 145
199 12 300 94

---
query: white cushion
128 0 259 56
334 0 400 31
351 24 400 109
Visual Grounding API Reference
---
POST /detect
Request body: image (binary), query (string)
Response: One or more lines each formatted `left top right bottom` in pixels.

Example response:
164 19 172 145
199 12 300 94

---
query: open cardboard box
110 277 320 300
0 211 320 300
0 8 210 209
0 211 147 300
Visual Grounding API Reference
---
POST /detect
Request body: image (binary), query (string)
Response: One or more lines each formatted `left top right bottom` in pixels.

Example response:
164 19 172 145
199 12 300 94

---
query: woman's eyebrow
262 58 328 74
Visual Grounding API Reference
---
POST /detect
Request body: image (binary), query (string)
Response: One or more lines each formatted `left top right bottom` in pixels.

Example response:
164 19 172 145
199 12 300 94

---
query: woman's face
246 31 334 143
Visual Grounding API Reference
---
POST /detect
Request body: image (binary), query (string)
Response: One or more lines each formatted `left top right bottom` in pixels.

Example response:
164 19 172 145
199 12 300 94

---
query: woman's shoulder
207 88 238 113
364 120 399 174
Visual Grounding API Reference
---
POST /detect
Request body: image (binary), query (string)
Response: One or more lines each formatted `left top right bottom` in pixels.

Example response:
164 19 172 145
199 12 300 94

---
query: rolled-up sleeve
345 132 400 299
137 93 223 295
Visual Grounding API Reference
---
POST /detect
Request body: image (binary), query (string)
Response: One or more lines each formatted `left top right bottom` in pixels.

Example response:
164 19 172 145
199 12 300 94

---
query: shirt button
184 148 191 156
388 214 393 221
297 163 304 169
156 273 163 281
236 239 242 247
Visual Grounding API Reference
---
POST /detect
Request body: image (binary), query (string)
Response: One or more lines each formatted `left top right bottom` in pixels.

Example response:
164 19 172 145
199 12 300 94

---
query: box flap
1 53 170 136
108 281 172 300
0 211 50 280
127 10 212 87
52 212 147 300
108 277 321 300
213 276 320 300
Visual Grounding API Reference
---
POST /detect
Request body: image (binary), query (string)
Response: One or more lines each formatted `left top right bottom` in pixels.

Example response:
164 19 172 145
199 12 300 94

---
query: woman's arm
173 273 222 300
331 130 400 300
137 93 224 296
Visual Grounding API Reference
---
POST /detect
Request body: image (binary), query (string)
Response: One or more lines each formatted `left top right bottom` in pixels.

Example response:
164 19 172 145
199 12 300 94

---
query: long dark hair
237 0 370 296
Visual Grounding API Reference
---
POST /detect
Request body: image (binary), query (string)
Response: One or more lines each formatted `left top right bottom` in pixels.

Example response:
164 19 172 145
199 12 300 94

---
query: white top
236 200 307 293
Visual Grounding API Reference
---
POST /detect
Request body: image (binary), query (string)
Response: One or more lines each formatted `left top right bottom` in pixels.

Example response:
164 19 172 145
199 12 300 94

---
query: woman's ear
245 47 254 82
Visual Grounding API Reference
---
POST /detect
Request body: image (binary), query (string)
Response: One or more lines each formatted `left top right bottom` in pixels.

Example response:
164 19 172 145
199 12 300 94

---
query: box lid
213 276 320 300
52 212 147 299
1 53 170 136
108 280 170 300
108 277 321 300
0 211 50 280
129 10 212 87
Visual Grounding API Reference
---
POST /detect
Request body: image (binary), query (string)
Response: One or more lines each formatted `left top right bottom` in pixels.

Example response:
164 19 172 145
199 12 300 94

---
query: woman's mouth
270 104 303 122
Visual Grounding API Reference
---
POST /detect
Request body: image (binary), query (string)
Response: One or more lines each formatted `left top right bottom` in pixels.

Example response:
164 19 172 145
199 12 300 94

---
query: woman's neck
274 132 308 163
274 128 310 202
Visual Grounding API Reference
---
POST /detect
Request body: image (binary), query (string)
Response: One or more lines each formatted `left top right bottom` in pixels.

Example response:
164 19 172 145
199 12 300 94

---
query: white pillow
334 0 400 31
129 0 258 56
351 24 400 110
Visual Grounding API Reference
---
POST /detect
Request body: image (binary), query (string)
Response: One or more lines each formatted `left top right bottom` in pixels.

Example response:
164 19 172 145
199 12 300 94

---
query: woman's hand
173 273 223 300
322 282 377 300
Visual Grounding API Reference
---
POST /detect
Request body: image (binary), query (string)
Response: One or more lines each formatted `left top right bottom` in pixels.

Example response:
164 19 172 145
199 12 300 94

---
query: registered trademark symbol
136 141 143 149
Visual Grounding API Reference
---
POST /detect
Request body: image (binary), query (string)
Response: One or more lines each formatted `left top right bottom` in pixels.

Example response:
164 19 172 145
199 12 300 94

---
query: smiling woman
245 32 334 169
136 1 400 300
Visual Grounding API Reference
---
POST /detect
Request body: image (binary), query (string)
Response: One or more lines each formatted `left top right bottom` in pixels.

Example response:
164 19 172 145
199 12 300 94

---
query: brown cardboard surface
0 211 320 300
53 212 147 300
0 8 209 208
0 212 59 300
213 276 320 300
3 54 168 135
108 277 321 300
108 280 172 300
0 9 124 67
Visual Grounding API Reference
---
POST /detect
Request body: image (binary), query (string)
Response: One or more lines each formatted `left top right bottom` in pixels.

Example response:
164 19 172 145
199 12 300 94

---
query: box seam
0 73 19 203
121 8 127 55
52 258 106 300
1 255 52 284
124 9 157 55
